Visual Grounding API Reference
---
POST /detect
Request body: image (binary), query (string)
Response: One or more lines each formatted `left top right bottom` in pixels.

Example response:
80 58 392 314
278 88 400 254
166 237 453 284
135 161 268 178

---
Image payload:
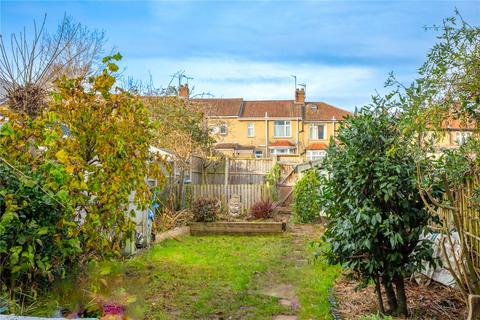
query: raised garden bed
189 221 287 235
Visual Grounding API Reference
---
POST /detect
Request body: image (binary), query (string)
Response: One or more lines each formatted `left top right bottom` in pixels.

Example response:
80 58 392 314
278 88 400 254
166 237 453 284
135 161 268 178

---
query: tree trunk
375 277 386 315
394 275 408 317
382 276 398 314
176 169 185 211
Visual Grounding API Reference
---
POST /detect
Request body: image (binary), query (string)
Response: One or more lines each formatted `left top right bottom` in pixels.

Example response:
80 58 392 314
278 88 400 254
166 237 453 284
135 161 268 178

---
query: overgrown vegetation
0 55 163 307
292 169 321 223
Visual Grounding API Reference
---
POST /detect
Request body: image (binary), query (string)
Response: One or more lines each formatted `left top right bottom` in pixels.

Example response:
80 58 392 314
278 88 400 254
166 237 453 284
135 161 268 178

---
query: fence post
224 157 230 204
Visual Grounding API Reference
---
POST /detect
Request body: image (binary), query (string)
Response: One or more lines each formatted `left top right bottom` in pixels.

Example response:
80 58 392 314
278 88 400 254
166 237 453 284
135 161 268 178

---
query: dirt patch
333 276 466 319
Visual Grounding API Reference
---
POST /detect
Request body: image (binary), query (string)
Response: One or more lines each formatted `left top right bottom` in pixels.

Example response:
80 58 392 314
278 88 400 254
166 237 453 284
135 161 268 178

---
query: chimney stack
178 84 189 98
295 88 305 104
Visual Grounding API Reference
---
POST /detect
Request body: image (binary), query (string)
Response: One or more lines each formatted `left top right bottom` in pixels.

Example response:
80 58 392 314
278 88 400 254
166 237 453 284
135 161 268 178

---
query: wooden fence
189 156 274 185
174 184 270 213
434 178 480 271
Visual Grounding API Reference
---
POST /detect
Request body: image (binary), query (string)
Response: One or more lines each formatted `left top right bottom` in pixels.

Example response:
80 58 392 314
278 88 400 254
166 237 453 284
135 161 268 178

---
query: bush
0 162 81 307
191 198 219 222
250 200 274 219
292 169 321 223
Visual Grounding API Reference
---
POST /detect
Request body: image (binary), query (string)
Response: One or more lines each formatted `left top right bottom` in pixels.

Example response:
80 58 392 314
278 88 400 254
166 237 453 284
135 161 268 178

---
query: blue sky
1 1 479 110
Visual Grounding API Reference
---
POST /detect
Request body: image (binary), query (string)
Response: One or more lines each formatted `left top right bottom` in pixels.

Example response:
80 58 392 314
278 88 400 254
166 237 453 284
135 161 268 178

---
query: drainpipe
332 116 336 140
265 112 269 158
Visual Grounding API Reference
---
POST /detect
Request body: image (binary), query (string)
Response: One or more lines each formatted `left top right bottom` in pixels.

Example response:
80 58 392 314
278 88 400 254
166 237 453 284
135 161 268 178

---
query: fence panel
434 178 480 271
189 156 274 185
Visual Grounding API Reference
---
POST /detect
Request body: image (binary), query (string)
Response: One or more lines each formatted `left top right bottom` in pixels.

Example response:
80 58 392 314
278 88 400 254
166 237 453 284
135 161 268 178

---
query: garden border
189 222 287 235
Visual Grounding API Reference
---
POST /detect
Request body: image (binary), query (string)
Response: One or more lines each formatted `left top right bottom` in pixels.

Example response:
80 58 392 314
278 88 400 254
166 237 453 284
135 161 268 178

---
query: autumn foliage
0 54 163 302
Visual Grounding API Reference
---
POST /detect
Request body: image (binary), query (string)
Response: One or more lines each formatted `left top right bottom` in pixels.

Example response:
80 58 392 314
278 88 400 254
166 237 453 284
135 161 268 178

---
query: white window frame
274 120 291 138
219 125 227 135
247 123 254 137
309 124 326 140
306 150 326 161
271 148 294 155
455 131 472 145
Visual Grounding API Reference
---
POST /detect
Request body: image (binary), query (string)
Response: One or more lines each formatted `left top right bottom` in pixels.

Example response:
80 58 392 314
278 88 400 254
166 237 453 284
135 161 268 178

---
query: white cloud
121 56 394 110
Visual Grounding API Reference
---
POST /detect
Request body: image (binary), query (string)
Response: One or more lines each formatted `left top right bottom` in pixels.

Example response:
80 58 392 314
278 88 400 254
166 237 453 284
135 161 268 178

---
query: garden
1 10 479 320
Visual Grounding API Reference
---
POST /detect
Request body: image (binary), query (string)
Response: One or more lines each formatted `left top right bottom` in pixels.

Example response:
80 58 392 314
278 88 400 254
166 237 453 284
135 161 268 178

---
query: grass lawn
36 227 339 319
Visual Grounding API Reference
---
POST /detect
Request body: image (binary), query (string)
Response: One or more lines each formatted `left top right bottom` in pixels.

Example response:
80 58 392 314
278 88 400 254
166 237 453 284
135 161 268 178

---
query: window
455 131 471 145
271 148 294 155
255 150 263 158
306 150 326 161
309 124 326 140
219 125 227 135
247 123 254 137
274 120 291 137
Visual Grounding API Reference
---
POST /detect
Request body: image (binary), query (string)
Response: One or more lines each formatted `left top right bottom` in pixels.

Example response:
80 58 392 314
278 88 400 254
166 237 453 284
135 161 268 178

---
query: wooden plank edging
188 222 287 236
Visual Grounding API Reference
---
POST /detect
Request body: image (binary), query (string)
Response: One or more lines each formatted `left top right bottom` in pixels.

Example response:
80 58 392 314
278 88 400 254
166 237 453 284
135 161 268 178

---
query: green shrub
250 200 274 219
191 198 219 222
0 162 81 308
292 169 321 223
319 101 435 316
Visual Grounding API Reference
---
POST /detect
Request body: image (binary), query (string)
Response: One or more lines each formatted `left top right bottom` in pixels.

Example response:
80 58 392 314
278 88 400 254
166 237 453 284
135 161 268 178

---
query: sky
1 0 479 111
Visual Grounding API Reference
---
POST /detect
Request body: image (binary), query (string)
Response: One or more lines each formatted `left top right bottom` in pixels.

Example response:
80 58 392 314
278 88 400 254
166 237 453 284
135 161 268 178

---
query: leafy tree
1 54 163 259
319 99 436 316
292 168 321 223
145 96 214 209
390 12 480 299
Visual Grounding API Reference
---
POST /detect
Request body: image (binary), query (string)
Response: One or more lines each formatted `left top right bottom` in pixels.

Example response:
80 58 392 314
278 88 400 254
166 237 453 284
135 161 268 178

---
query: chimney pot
179 84 189 98
295 88 305 104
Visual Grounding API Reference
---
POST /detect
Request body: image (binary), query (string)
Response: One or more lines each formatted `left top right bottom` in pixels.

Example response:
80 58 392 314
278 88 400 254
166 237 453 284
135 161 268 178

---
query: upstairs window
274 120 291 137
247 123 254 137
456 131 471 145
309 124 326 140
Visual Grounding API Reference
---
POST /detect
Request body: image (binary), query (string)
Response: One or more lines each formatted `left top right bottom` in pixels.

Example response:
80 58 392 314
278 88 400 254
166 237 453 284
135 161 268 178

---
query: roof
215 143 255 150
442 118 476 130
306 142 328 150
269 140 295 147
241 100 302 118
304 102 351 121
191 98 243 117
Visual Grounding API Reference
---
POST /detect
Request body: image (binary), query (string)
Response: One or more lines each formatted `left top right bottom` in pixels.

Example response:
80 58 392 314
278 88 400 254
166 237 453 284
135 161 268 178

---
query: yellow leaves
55 149 69 164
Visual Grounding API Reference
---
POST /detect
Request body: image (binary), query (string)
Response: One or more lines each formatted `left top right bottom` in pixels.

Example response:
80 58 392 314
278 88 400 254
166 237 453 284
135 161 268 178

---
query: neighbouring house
179 84 351 162
434 118 475 150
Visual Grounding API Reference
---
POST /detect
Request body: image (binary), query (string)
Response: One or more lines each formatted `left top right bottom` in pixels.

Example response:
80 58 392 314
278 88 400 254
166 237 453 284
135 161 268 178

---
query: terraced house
180 85 351 162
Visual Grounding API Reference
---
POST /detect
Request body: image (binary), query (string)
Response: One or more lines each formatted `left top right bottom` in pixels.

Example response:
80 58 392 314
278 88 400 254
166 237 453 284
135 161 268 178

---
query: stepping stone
279 298 300 311
261 284 296 300
279 299 292 307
